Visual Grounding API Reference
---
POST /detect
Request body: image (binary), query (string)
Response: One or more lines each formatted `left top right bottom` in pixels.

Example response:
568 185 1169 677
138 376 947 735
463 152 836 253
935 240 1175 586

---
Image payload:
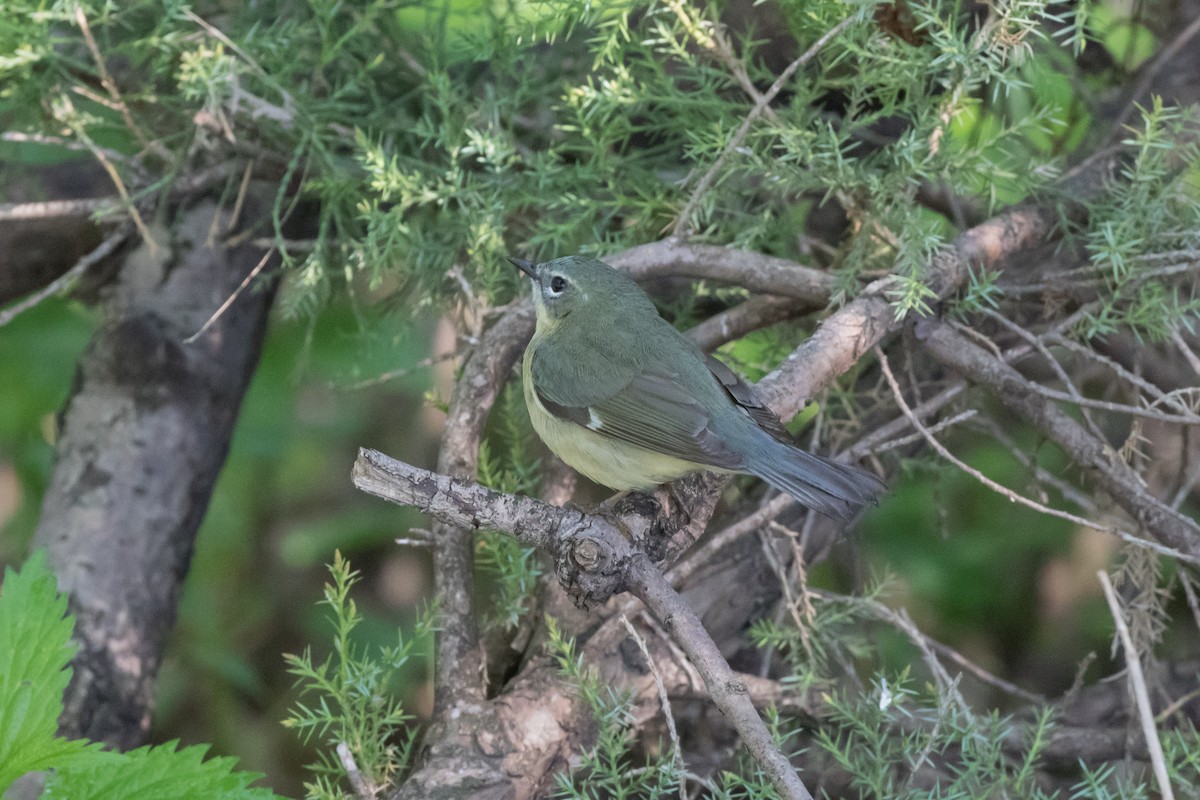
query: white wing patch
587 408 604 430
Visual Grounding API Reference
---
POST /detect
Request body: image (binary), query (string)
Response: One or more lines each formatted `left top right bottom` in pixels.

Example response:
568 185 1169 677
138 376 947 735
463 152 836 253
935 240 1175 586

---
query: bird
508 254 884 520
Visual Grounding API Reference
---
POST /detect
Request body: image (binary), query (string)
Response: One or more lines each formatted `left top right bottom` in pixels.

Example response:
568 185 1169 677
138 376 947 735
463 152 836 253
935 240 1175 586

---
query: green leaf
0 552 109 790
43 740 277 800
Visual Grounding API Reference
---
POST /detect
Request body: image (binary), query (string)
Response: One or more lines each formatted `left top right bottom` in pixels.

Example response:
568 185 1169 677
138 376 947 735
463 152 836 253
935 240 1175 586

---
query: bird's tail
749 442 885 521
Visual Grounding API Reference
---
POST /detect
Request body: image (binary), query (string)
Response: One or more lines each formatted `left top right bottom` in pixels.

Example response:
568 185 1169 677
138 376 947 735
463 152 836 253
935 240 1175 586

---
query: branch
31 192 279 747
428 305 535 710
0 225 130 328
687 294 804 352
919 320 1200 560
610 240 837 302
353 449 813 800
1098 571 1176 800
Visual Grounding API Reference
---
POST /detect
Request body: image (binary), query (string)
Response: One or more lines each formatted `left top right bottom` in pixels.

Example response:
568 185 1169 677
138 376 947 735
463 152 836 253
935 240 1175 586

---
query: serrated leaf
0 551 93 789
43 740 278 800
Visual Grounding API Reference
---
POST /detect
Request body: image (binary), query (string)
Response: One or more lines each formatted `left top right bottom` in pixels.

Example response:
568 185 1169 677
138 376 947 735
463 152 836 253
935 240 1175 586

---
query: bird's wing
702 354 792 442
532 343 746 469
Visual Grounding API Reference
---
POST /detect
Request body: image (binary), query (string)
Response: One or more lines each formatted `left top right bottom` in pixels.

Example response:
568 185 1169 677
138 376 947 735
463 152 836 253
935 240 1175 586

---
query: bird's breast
522 347 708 490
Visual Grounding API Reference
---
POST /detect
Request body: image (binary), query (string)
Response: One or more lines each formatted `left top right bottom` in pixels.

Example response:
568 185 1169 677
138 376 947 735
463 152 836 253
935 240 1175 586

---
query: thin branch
666 1 777 125
336 742 378 800
979 308 1107 439
879 346 1200 564
74 4 167 161
1106 12 1200 142
920 322 1200 561
1047 332 1195 417
1097 570 1176 800
0 225 130 328
627 554 813 800
0 198 119 222
57 95 156 252
1170 327 1200 377
620 615 688 800
183 246 275 343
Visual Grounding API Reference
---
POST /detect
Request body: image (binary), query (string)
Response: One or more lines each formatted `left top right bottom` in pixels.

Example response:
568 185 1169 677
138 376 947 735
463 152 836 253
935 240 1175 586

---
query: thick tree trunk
31 191 278 748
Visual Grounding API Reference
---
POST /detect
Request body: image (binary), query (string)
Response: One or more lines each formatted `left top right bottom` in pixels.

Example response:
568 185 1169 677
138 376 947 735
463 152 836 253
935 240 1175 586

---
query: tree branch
426 305 535 712
354 449 813 800
919 320 1200 559
31 192 278 747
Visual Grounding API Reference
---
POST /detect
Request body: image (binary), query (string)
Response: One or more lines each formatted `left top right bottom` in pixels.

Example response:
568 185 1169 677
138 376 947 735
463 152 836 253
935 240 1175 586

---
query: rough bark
30 190 278 748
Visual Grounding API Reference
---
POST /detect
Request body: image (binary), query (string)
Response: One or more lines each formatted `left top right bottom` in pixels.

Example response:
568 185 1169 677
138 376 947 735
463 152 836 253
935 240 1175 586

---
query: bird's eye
548 275 568 294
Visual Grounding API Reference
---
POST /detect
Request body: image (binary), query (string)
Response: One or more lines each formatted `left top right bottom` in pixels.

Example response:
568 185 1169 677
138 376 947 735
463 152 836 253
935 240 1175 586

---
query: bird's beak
506 257 537 278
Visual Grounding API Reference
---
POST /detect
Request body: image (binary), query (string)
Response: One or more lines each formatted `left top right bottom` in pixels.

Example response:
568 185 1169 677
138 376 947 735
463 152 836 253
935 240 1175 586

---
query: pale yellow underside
523 344 724 490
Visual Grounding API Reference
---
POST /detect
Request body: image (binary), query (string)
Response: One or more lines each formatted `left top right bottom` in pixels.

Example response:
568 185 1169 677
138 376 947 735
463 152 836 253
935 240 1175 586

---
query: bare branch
620 615 687 800
687 294 805 351
920 321 1200 560
0 198 119 222
609 241 837 302
1098 571 1176 800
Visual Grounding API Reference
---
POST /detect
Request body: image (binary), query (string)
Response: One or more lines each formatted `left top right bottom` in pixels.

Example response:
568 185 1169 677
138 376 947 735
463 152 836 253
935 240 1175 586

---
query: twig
920 322 1200 561
336 741 378 800
56 94 156 253
980 308 1107 439
862 598 973 719
870 410 977 455
1097 571 1175 800
1047 333 1195 418
672 15 857 237
0 226 130 328
925 637 1043 704
878 348 1105 530
341 350 465 391
74 4 167 160
183 246 275 343
620 615 688 800
1170 327 1200 377
1106 13 1200 143
1179 571 1200 634
627 555 813 800
0 198 119 222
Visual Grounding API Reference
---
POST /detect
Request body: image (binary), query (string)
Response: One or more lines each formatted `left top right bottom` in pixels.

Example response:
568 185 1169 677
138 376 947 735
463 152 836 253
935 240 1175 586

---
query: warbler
510 255 884 520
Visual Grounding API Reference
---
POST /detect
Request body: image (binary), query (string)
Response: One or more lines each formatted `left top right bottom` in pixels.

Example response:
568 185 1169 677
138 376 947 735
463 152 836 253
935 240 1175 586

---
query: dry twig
0 225 130 328
1097 571 1176 800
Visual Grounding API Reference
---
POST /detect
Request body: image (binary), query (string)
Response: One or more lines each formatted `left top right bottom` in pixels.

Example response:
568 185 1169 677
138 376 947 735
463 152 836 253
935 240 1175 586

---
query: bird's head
508 255 650 326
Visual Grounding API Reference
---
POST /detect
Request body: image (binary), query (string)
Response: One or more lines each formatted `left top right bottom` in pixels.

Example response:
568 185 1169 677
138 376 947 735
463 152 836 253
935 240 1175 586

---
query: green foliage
547 618 685 799
0 0 1119 319
1077 100 1200 342
44 740 278 800
812 677 1057 799
5 0 1198 795
0 553 279 799
283 552 430 800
